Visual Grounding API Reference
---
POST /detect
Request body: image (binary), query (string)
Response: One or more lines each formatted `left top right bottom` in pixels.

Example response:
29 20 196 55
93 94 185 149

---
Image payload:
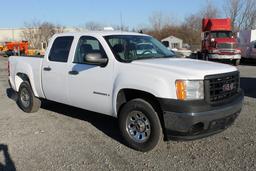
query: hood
131 58 237 80
214 37 237 43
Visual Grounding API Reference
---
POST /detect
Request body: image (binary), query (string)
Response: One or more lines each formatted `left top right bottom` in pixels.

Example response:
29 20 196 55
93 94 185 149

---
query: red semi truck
200 18 241 65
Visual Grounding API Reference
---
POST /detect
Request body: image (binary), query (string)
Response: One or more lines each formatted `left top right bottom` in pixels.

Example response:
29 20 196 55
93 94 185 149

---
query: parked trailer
238 30 256 59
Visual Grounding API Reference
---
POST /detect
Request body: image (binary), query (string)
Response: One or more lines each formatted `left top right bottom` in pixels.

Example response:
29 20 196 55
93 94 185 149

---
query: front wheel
234 59 240 66
17 81 41 113
118 99 162 152
203 53 209 61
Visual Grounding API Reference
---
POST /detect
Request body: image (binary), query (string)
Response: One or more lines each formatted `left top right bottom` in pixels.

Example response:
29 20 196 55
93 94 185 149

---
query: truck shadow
240 77 256 98
240 58 256 66
41 101 124 144
0 144 16 171
6 88 123 145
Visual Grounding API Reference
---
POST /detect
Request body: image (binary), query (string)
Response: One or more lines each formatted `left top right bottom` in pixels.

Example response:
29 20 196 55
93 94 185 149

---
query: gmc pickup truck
8 31 244 151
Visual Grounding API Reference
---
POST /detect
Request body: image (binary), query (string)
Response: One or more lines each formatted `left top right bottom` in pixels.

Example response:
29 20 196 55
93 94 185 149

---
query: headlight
211 49 220 53
176 80 204 100
235 49 241 54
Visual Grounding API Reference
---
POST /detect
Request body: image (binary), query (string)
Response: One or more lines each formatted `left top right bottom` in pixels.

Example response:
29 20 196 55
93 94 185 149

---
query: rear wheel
118 99 162 152
17 81 41 113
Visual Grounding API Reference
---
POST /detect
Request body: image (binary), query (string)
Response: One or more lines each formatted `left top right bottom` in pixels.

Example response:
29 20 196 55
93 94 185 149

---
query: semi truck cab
201 18 241 66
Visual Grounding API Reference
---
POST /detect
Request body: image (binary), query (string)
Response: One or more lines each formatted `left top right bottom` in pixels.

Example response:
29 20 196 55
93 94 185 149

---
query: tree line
144 0 256 49
21 0 256 49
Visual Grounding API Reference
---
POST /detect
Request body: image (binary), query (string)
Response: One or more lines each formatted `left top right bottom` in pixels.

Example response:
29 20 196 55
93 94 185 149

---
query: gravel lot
0 56 255 171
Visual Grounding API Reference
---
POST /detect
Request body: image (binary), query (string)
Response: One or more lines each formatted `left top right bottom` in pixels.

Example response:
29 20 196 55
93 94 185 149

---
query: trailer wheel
17 81 41 113
118 98 162 152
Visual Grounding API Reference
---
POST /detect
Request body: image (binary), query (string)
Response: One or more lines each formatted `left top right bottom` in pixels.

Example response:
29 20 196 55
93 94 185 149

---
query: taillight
7 61 10 76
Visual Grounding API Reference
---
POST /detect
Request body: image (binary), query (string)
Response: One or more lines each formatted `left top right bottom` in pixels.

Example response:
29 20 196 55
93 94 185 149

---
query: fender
14 62 39 97
112 73 173 117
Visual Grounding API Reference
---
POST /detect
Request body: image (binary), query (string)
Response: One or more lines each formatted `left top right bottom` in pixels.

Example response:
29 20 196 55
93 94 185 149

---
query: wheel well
116 89 166 135
17 73 30 83
16 73 31 91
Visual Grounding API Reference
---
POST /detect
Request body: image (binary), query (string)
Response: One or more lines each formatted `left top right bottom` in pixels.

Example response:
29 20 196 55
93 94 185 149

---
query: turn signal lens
175 80 204 100
176 80 186 100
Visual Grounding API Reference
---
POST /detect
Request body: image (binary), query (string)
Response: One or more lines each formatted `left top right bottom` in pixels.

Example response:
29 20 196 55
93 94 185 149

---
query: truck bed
8 56 45 98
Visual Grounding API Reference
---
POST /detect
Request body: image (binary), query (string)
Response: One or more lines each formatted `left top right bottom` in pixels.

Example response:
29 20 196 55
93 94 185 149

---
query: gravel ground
0 56 255 171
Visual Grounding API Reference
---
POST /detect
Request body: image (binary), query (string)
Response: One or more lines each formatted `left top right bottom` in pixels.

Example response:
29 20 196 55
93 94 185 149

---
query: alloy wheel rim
126 111 151 143
20 88 30 108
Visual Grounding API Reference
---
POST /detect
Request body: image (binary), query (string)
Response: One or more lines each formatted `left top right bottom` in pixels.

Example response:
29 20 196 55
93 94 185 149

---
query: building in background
161 36 183 50
0 28 24 42
0 27 78 43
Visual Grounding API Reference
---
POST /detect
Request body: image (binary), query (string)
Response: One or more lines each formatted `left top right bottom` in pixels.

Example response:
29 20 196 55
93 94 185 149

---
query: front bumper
209 53 241 59
158 90 244 140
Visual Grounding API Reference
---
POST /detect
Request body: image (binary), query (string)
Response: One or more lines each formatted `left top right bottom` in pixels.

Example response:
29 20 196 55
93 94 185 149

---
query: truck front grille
217 43 237 49
205 71 239 104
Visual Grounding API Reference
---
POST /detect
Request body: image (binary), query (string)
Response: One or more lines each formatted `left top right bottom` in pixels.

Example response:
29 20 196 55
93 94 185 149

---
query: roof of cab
53 31 149 37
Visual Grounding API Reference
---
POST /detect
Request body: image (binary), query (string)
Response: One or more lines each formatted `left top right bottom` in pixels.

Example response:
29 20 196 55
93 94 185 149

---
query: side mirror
84 53 108 67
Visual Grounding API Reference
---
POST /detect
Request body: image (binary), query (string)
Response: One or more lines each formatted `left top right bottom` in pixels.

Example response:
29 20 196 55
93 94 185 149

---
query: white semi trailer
238 30 256 59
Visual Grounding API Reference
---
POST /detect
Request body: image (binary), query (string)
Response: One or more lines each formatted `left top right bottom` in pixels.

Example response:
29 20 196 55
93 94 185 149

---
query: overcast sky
1 0 225 28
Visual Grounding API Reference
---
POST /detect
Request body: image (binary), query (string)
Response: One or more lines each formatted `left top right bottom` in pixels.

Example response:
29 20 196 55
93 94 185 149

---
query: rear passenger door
42 36 74 104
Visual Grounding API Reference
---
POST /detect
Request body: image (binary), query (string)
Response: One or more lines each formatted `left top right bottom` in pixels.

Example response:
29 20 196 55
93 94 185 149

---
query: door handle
69 70 79 75
43 67 51 71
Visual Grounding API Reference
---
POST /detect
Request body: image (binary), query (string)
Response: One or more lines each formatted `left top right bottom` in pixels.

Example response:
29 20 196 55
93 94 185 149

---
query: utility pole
12 28 14 41
120 12 123 31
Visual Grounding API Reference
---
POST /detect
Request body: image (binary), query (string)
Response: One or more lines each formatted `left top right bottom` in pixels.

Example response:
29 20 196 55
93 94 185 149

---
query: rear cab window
49 36 74 62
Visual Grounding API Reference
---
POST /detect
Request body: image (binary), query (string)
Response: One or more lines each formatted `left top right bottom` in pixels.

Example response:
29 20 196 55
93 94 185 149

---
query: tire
203 53 209 61
234 59 240 66
17 81 41 113
118 98 162 152
197 52 203 60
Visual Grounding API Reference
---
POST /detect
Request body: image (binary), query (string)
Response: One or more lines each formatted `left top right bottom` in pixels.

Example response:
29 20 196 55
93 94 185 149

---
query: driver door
67 36 114 115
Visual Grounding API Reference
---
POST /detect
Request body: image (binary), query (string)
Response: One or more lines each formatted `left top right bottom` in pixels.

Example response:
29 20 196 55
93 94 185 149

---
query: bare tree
76 21 106 31
223 0 242 30
85 21 103 30
149 12 170 31
112 24 129 31
184 14 202 32
200 0 220 18
21 21 41 49
224 0 256 30
21 21 65 49
238 0 256 29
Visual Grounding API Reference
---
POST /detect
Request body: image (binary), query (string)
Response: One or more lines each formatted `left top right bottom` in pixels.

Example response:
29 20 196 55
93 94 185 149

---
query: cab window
49 36 74 62
74 36 107 64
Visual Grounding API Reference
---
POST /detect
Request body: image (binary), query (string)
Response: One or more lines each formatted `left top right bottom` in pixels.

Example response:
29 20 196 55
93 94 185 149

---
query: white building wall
162 36 183 49
0 28 24 42
0 27 78 43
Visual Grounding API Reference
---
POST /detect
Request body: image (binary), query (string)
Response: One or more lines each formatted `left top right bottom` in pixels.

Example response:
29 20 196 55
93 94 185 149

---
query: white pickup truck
8 31 244 151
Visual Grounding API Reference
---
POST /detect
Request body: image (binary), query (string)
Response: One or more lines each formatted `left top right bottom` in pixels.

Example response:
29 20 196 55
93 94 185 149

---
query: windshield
104 35 175 62
210 31 233 38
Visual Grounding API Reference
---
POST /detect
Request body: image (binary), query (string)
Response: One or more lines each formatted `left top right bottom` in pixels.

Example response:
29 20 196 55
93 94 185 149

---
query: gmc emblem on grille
223 83 234 92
